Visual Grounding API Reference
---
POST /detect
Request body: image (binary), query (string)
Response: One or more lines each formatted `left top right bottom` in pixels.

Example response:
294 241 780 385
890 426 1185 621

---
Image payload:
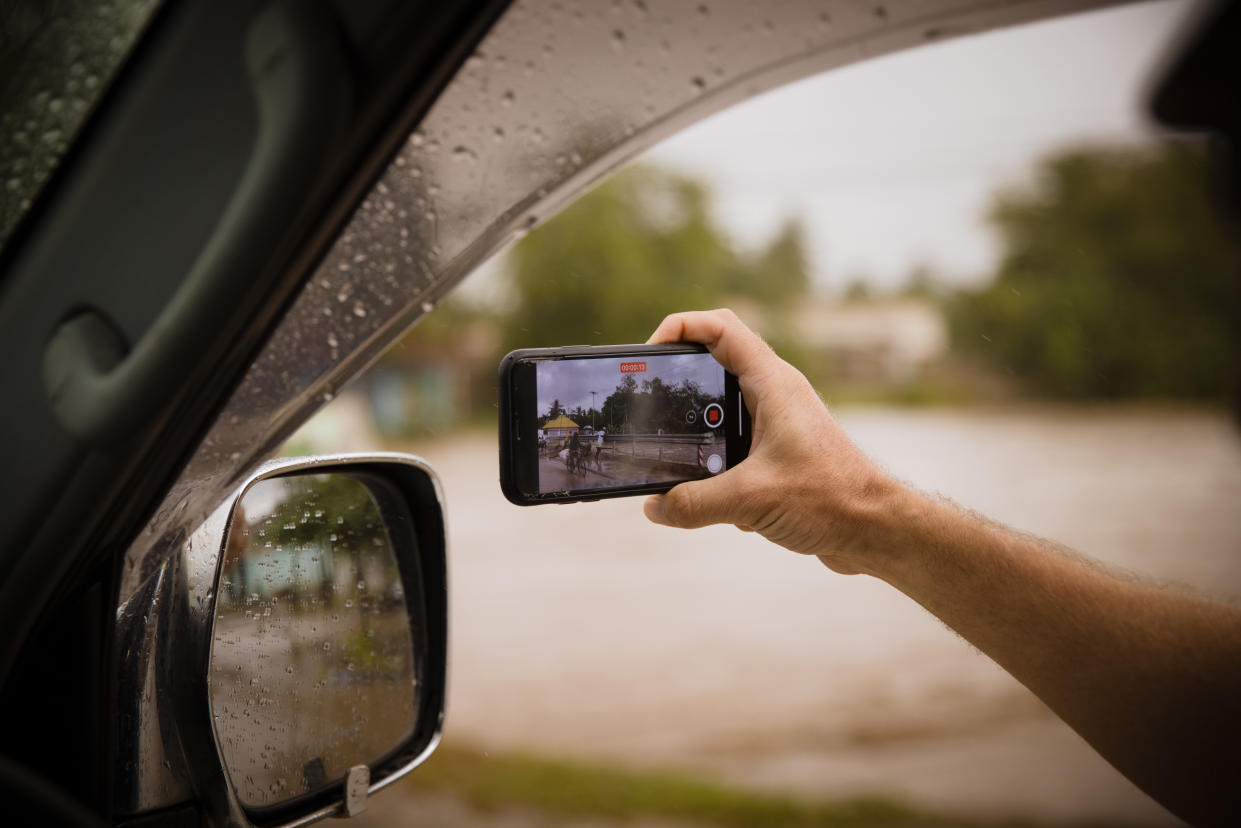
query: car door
0 1 509 821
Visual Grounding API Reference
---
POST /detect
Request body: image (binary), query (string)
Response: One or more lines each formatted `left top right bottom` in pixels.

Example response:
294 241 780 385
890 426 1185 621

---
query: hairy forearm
852 484 1241 826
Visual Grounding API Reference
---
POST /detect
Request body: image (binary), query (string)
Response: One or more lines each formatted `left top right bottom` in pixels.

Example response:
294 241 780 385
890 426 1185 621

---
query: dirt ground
358 406 1241 825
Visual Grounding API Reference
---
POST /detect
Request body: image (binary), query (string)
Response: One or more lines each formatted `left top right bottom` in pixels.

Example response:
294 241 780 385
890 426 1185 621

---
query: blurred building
791 298 948 381
363 318 500 437
728 296 948 382
724 297 948 382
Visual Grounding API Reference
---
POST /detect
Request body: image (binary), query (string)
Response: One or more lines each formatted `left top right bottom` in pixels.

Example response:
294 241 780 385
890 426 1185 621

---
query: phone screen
534 351 730 494
499 344 748 504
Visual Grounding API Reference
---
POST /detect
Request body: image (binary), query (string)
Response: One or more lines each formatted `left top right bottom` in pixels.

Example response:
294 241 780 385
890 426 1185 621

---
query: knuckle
665 484 700 526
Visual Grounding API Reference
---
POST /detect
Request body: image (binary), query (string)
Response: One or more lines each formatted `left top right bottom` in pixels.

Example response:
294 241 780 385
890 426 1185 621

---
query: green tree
595 374 723 435
948 142 1240 400
542 399 565 423
739 216 811 306
502 166 810 350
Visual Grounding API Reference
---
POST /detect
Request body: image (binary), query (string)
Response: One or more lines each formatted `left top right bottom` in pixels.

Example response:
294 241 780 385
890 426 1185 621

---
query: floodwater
384 406 1241 825
538 437 717 492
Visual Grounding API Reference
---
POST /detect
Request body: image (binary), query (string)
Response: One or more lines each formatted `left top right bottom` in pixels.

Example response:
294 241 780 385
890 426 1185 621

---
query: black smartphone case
498 343 746 506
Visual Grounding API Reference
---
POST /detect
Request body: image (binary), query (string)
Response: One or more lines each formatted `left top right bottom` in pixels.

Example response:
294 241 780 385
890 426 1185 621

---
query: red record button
703 403 724 428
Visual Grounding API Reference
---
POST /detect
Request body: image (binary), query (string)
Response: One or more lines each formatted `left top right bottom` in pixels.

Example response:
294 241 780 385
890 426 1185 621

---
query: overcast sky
641 0 1201 294
538 353 725 416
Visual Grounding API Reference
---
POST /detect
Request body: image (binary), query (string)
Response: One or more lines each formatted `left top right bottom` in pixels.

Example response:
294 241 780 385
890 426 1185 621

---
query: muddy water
401 407 1241 825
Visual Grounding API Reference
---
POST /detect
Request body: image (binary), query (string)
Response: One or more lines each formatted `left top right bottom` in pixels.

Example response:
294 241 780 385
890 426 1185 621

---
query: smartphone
499 343 751 505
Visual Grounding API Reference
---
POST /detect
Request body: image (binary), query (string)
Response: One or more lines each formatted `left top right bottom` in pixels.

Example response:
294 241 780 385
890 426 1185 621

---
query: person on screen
568 430 582 471
643 308 1241 827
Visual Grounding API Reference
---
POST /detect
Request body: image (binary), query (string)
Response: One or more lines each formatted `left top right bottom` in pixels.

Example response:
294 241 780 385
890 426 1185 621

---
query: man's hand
644 308 903 576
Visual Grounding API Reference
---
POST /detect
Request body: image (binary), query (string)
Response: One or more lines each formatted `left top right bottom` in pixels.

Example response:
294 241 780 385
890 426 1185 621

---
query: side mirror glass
180 455 447 826
212 470 421 810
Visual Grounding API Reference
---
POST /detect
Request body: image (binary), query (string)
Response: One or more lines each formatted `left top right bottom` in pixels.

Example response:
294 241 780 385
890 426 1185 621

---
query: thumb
644 473 743 529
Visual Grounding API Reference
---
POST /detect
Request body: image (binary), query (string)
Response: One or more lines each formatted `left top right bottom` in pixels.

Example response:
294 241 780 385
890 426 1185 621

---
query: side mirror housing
173 454 447 827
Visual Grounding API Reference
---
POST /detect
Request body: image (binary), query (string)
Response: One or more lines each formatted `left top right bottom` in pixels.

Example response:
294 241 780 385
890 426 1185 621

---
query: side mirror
175 454 447 826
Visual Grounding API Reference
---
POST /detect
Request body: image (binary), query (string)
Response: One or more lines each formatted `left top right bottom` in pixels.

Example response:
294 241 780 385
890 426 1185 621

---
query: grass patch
400 744 1100 827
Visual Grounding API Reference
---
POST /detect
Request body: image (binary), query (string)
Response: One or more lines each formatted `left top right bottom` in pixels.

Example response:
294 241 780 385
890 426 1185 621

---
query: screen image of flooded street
538 434 720 491
535 353 727 493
